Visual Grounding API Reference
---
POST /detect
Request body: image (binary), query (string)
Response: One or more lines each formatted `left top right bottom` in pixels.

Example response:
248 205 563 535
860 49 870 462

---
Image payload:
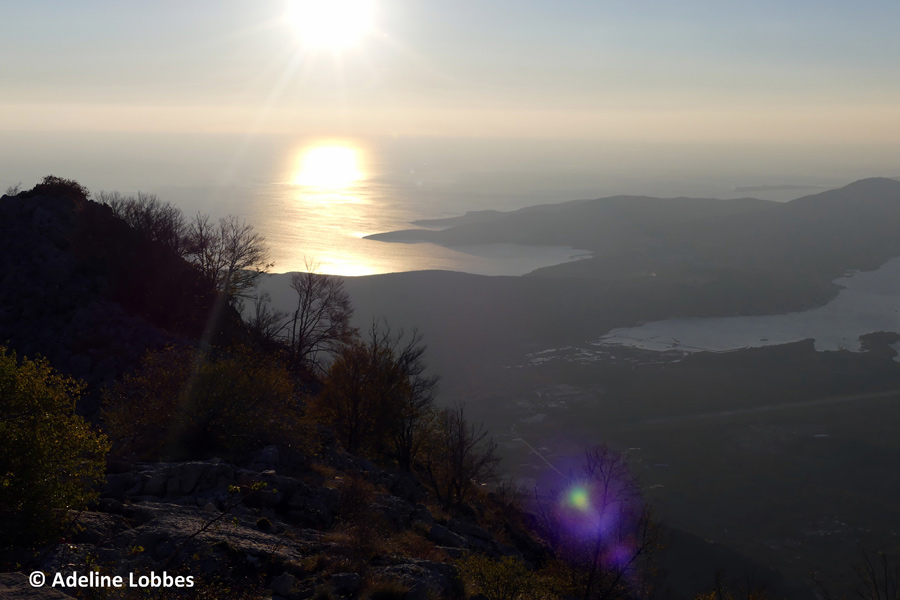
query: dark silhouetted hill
0 178 243 395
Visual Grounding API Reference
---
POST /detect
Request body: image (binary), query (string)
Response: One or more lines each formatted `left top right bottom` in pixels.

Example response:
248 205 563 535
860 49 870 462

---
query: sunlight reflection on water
213 138 588 276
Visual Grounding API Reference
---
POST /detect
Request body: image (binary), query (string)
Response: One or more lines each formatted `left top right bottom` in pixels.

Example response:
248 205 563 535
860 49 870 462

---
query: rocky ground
2 441 547 600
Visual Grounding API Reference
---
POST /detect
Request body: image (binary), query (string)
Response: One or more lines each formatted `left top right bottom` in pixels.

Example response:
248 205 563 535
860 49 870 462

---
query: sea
598 257 900 359
2 131 895 276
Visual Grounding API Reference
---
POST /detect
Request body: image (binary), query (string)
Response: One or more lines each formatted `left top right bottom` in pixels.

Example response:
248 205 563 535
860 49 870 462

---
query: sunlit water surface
4 131 897 276
599 257 900 358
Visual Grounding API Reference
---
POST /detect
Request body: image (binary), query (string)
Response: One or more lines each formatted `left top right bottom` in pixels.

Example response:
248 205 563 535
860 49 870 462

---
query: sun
285 0 374 49
293 145 364 188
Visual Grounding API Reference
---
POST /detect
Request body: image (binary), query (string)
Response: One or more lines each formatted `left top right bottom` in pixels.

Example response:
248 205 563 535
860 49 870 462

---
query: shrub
25 175 91 202
0 347 110 546
337 474 378 525
103 344 314 460
366 580 409 600
458 554 539 600
419 403 499 509
315 324 437 469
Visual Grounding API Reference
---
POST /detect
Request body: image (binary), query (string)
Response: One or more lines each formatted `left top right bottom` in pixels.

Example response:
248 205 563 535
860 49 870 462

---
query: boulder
448 518 493 541
329 572 362 596
373 495 414 530
270 573 295 597
427 524 468 549
411 505 435 527
374 560 463 600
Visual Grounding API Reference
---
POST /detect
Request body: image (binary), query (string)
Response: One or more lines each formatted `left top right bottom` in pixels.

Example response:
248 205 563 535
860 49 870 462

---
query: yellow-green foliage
0 347 110 546
458 554 542 600
314 340 408 457
103 345 312 460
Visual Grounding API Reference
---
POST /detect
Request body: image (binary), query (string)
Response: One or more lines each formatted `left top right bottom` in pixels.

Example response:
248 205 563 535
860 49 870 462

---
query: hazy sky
3 1 900 143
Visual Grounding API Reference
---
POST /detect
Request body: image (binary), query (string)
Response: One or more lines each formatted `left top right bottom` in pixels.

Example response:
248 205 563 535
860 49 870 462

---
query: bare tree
856 547 900 600
185 213 273 300
387 324 440 471
99 191 187 255
285 262 355 372
244 290 288 350
420 402 499 508
534 445 660 600
816 545 900 600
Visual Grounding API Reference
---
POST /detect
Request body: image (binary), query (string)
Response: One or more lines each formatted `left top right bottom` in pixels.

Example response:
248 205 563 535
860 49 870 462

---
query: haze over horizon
3 1 900 144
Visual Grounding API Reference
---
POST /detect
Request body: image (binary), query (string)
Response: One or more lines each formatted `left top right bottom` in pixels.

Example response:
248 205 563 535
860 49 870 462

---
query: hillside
0 179 560 599
366 179 900 308
0 179 242 400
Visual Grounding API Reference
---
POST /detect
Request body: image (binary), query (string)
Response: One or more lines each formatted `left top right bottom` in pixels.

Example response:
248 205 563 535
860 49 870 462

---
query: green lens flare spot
569 486 589 510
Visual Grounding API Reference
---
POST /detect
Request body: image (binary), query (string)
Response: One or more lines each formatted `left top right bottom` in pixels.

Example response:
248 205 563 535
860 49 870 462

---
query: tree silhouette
284 263 355 373
534 445 660 600
420 402 498 508
186 213 273 300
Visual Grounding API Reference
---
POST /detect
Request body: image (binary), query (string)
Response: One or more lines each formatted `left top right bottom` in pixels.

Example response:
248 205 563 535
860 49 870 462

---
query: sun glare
285 0 374 49
293 144 364 188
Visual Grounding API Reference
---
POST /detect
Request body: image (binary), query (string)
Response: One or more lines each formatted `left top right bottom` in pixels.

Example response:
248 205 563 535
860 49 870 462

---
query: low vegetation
103 344 312 461
0 346 110 546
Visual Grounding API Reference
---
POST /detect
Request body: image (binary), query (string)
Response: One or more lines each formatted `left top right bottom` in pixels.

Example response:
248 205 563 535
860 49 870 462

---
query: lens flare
567 486 590 510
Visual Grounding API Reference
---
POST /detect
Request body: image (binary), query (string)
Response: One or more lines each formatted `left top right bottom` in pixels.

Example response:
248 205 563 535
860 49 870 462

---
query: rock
102 472 138 500
427 524 468 548
166 462 209 496
373 495 414 530
71 512 130 545
329 572 362 595
96 497 125 515
448 518 493 541
142 471 169 497
374 560 463 600
389 474 426 503
284 484 338 528
455 503 479 521
0 572 72 599
411 505 435 526
270 573 295 597
357 459 377 472
154 540 176 560
256 445 280 466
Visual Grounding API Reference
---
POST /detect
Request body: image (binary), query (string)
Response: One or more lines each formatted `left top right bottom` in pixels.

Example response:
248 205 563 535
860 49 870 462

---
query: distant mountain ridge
366 178 900 289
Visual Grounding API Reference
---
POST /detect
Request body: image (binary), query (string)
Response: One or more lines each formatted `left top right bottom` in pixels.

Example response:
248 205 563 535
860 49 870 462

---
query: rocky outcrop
3 448 548 599
370 558 463 600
